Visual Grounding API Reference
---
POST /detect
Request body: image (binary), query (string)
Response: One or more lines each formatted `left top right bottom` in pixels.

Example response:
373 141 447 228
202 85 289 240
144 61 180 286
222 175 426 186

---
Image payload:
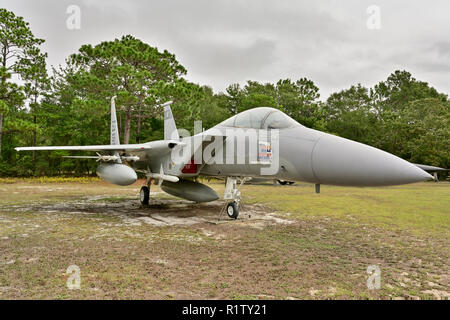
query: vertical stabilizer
110 96 120 145
163 101 179 140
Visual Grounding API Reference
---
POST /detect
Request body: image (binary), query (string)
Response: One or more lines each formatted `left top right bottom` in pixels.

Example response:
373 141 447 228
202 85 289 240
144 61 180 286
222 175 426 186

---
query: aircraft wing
15 140 183 153
16 144 150 152
16 97 183 155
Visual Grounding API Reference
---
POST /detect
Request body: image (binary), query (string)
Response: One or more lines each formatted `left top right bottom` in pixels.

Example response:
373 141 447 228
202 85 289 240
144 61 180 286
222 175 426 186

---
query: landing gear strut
220 177 251 220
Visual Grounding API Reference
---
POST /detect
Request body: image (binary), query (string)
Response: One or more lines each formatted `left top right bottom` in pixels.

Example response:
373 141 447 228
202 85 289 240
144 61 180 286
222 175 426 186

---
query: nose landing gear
226 201 239 219
220 177 251 220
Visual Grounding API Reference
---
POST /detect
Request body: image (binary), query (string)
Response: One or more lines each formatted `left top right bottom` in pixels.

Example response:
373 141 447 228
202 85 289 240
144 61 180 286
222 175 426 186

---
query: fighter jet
16 97 433 219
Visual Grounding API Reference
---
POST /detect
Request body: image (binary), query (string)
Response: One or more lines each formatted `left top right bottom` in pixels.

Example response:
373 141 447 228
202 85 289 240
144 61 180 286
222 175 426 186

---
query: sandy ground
0 180 448 299
3 194 295 231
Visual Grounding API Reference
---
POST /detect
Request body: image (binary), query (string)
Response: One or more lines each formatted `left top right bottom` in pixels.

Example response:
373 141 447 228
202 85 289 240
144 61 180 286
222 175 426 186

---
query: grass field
0 178 448 299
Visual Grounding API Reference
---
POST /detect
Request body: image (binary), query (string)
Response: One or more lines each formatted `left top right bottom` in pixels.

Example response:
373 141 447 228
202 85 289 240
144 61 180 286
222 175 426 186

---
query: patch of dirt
1 196 293 229
1 182 448 300
421 289 450 300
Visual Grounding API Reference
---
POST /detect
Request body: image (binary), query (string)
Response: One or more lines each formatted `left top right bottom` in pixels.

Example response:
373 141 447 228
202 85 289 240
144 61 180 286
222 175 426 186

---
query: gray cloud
427 42 450 60
1 0 450 98
184 37 277 76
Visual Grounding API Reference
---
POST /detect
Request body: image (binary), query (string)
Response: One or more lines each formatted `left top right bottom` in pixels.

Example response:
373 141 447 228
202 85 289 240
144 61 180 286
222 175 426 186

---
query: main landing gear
277 180 294 185
140 176 152 206
140 185 150 205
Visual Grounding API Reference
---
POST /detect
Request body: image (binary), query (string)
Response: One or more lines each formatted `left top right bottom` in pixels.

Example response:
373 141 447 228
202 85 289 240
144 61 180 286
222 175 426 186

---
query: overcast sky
2 0 450 99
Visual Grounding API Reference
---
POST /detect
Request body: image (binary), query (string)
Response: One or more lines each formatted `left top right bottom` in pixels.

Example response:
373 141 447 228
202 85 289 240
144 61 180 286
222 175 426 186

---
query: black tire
140 186 150 205
277 180 288 185
226 201 239 219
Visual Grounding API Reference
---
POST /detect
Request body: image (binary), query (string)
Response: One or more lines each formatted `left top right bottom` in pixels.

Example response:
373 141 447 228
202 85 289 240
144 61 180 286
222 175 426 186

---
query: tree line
0 8 448 176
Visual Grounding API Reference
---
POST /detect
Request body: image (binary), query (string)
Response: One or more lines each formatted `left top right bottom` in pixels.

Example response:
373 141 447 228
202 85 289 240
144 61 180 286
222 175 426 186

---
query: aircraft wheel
140 186 150 205
226 201 239 219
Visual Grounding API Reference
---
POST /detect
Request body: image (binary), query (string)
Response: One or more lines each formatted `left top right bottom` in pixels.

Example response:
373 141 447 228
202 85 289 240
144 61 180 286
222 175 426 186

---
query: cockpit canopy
217 107 300 129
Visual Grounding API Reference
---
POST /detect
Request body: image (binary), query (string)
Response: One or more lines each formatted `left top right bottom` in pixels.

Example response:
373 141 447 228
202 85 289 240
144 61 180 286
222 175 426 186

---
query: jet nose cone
312 134 434 186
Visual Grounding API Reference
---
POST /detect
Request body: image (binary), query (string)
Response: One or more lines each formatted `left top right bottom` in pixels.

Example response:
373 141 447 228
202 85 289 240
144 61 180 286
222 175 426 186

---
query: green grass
242 182 450 237
0 180 448 299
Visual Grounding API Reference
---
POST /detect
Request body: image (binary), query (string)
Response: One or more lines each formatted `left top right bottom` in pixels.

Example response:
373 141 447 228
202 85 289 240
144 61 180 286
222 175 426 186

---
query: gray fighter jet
16 97 433 219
